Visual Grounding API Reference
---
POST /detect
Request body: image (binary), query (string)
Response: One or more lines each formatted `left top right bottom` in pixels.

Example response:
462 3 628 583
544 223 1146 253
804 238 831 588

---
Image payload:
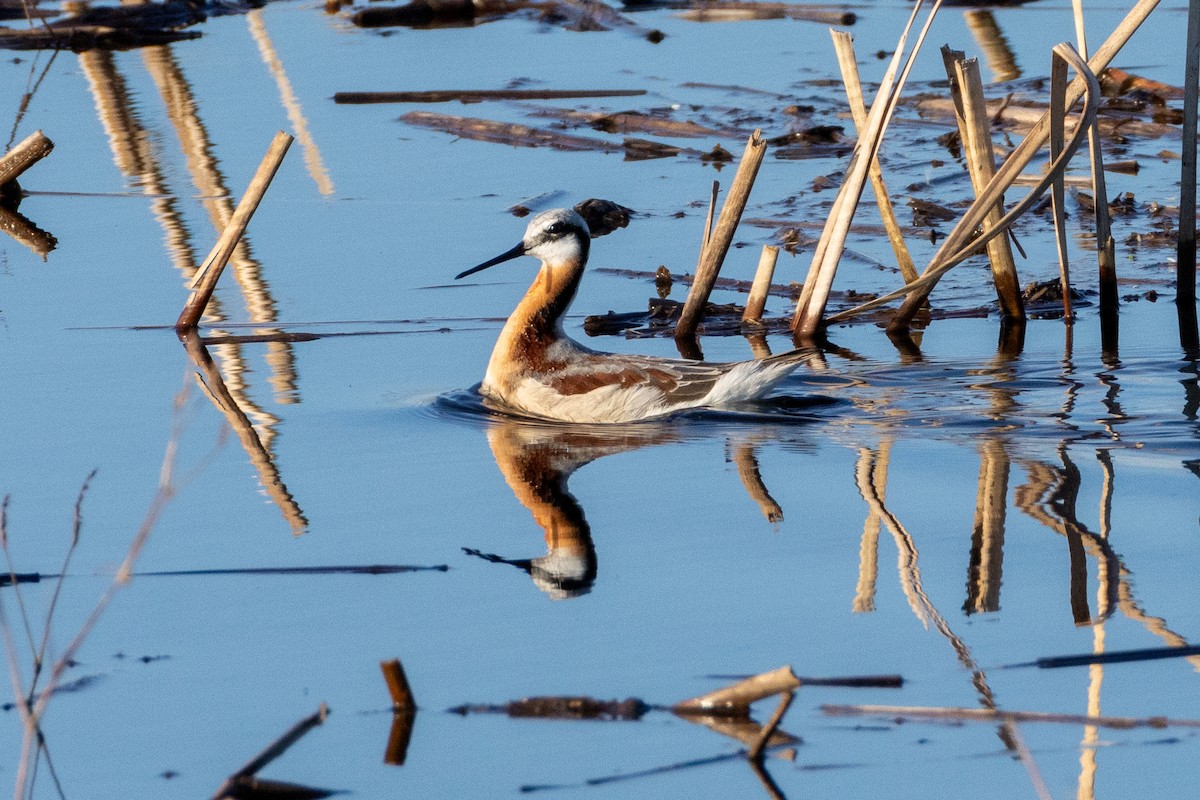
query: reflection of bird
456 208 813 423
463 419 675 600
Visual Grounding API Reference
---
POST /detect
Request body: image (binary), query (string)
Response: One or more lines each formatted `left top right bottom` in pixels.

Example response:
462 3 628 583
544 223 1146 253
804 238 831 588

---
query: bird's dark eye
545 221 566 235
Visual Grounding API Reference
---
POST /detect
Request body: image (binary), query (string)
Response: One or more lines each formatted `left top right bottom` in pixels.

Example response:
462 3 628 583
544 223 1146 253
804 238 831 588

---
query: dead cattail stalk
883 0 1164 332
832 30 917 284
1048 47 1073 320
821 703 1200 730
793 0 943 339
0 130 53 194
1178 0 1199 331
837 43 1101 329
747 690 794 762
673 666 800 716
674 130 766 342
741 245 779 323
946 51 1024 321
381 658 416 711
176 131 293 331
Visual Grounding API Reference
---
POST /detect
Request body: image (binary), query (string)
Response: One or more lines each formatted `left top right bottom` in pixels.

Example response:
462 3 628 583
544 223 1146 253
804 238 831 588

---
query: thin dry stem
832 30 917 284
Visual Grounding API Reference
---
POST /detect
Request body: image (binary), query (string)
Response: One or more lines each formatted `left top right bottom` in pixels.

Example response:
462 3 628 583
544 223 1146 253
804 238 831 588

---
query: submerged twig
334 88 647 104
747 690 794 762
822 703 1200 730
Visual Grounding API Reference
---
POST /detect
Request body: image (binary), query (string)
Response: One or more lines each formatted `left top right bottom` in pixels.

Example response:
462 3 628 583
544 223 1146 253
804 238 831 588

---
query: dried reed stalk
177 131 293 331
822 703 1200 730
702 179 719 247
673 666 801 715
1178 0 1199 322
833 43 1102 328
747 690 794 762
675 130 766 342
880 0 1163 332
832 31 917 284
792 0 943 338
0 129 53 190
742 245 779 323
944 50 1023 320
1049 48 1073 319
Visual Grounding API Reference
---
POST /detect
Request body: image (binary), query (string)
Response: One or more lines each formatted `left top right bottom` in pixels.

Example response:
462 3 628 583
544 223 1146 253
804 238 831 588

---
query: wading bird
456 208 811 423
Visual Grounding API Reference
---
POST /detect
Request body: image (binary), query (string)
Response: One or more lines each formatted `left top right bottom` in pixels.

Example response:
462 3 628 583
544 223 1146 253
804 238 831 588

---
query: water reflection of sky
0 0 1198 796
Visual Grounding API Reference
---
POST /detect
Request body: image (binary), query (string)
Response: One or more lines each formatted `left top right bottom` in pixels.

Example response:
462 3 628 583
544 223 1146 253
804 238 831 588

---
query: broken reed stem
747 690 794 762
1178 0 1199 314
0 129 53 190
742 245 779 323
176 131 293 331
675 130 766 342
822 703 1200 730
952 54 1024 321
1049 50 1073 320
673 665 800 716
702 179 718 246
381 658 416 711
832 30 917 284
884 0 1163 332
793 0 942 339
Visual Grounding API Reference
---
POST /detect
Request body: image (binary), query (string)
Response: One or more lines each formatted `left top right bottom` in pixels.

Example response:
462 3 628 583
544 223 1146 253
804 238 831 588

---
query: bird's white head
456 208 591 280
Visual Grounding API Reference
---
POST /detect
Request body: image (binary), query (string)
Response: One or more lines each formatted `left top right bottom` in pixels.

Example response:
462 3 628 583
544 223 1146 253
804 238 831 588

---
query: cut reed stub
381 658 416 711
0 130 53 203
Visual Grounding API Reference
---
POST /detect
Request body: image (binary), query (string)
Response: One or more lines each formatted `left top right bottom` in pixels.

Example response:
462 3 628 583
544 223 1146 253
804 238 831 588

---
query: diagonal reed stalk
793 0 943 339
831 30 918 285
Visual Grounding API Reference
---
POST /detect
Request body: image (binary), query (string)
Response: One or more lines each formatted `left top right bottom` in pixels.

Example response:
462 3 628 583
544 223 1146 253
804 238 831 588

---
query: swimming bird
455 208 812 423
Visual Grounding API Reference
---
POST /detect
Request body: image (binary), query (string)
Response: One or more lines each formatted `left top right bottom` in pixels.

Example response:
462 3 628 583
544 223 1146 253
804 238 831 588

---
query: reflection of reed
964 10 1020 83
1017 449 1200 671
181 332 308 535
856 445 1039 770
965 438 1007 614
732 441 783 523
247 9 335 197
852 439 890 613
1016 451 1118 622
80 47 294 461
139 44 300 405
78 49 200 277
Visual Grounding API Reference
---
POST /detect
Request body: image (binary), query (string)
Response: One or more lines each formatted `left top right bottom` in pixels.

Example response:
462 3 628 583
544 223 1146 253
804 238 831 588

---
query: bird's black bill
455 242 526 280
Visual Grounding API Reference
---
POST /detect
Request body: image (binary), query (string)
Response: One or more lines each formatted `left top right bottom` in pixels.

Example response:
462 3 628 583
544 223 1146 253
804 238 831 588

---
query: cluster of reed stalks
673 0 1199 357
